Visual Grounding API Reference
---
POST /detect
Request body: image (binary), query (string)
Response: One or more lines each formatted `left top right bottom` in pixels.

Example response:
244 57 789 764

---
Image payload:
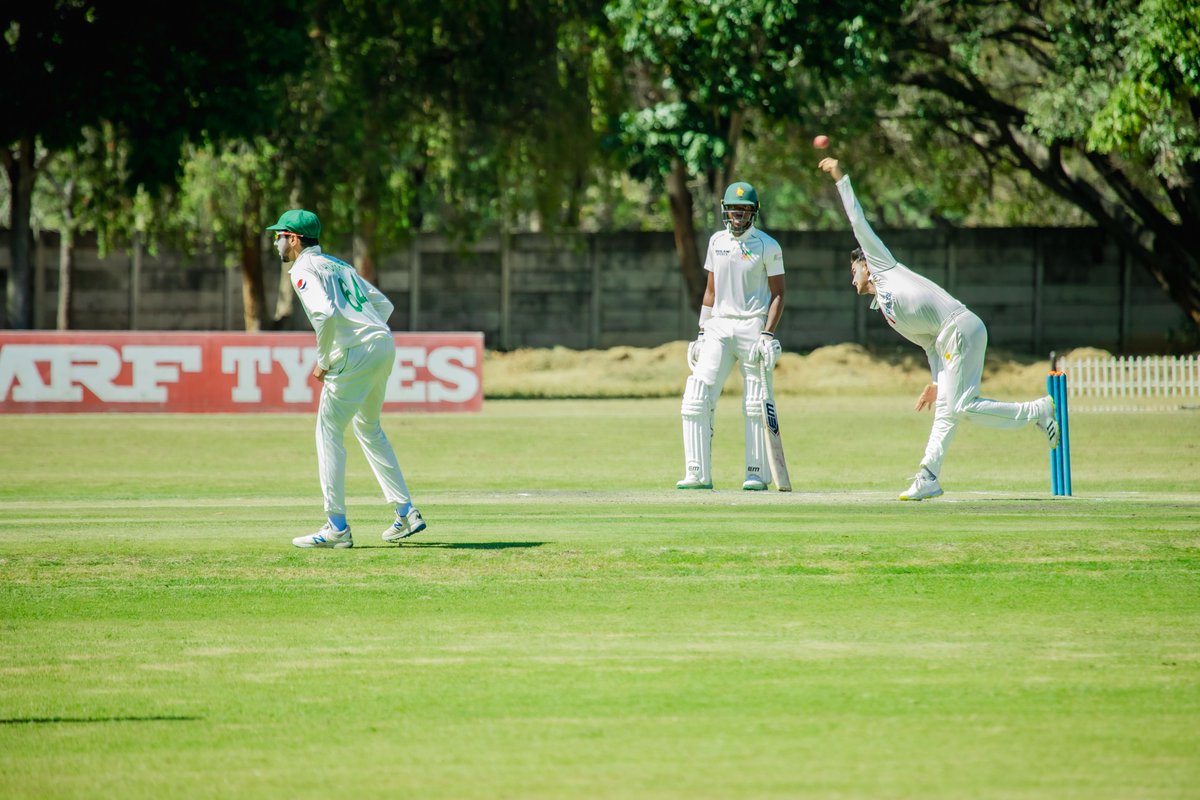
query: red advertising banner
0 331 484 413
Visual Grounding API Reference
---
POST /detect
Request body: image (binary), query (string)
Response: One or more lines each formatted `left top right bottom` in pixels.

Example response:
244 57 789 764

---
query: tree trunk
407 160 427 233
667 159 705 311
710 109 744 206
1017 135 1200 331
56 234 74 331
239 179 267 331
902 51 1200 334
272 258 295 330
56 230 74 330
354 109 382 286
239 233 267 332
1142 235 1200 329
3 139 38 329
354 210 379 285
54 176 77 330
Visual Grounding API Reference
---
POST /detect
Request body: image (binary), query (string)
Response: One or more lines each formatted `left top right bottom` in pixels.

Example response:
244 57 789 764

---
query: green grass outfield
2 397 1198 799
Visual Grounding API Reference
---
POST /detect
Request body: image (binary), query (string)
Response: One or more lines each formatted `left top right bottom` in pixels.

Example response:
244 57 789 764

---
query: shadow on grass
944 496 1079 503
358 541 546 550
0 715 203 725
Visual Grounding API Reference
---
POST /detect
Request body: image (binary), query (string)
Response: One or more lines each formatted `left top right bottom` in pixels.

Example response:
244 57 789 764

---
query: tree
0 2 310 329
168 140 294 331
602 0 846 308
856 0 1200 330
288 3 626 237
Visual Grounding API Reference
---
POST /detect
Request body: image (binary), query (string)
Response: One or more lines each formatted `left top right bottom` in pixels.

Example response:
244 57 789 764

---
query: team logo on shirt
876 289 896 325
296 278 307 291
716 245 755 260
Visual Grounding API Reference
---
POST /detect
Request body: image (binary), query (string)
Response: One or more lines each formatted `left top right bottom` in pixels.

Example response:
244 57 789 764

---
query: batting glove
757 333 781 370
687 331 704 370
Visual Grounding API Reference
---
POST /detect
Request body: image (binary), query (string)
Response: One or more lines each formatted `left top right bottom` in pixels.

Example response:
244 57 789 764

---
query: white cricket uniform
290 246 414 517
836 175 1047 478
681 226 785 485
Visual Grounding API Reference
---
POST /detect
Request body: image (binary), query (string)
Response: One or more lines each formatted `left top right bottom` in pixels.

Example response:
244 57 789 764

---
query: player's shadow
0 715 202 725
948 497 1076 503
404 541 545 549
358 541 545 550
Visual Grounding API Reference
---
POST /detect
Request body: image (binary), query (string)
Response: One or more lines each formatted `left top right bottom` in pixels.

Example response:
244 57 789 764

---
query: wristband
698 306 712 328
761 330 775 338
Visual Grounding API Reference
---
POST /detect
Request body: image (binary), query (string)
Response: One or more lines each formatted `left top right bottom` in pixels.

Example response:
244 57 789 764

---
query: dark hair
299 235 319 248
850 247 865 264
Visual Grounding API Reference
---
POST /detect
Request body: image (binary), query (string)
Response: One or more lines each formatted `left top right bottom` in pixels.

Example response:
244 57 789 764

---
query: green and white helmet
721 182 759 235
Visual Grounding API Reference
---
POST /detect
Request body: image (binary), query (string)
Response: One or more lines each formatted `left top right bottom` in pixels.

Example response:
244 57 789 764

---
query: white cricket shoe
899 473 943 501
1035 396 1060 450
293 522 353 549
382 507 427 543
742 475 768 491
676 476 713 490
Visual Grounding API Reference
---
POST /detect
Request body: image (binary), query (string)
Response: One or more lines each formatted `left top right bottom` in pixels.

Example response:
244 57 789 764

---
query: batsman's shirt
836 175 967 378
289 246 395 371
705 227 785 320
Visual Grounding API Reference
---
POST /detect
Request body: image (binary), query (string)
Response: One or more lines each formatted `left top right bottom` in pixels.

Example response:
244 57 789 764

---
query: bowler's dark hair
850 247 865 264
299 236 319 248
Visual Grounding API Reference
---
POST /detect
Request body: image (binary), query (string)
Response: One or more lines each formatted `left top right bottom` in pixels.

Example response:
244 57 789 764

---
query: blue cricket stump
1047 370 1072 496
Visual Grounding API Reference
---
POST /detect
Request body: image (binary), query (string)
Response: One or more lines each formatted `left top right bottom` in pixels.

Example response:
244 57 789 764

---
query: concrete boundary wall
1 226 1187 353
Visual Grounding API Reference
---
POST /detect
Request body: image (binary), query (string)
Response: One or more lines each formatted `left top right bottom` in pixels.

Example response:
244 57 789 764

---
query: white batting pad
681 376 714 483
742 370 768 482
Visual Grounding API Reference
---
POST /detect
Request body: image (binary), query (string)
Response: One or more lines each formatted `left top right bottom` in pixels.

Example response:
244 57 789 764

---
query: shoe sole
899 490 944 501
742 484 767 491
676 484 713 490
1043 419 1060 450
1041 398 1060 450
383 523 427 543
293 540 353 548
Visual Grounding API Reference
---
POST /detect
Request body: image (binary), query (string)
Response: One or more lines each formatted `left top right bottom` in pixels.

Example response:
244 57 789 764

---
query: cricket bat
759 360 792 491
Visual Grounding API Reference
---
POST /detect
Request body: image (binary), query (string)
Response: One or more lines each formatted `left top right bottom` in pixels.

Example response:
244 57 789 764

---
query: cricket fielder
678 182 786 491
818 157 1060 500
267 209 427 547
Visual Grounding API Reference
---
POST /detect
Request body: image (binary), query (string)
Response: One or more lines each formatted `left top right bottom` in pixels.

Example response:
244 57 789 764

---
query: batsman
677 181 786 491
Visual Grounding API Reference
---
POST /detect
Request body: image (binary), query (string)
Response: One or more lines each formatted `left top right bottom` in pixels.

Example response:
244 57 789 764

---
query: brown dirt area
484 343 1114 399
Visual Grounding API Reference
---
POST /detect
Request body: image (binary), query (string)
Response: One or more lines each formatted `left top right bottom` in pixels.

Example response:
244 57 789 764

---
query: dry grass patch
484 342 1082 398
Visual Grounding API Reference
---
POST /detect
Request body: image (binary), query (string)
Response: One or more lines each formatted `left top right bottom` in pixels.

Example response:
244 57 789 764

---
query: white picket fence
1059 354 1200 411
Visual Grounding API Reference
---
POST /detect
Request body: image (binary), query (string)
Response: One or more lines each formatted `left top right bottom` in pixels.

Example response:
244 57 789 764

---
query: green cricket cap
266 209 321 239
722 182 758 206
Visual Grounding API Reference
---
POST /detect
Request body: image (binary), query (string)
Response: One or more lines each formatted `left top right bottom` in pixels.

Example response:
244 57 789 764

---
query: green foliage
36 125 187 257
609 101 729 180
1 1 314 328
1078 0 1200 180
0 2 310 192
166 140 287 261
276 0 609 247
6 0 1200 326
866 0 1200 323
603 0 825 182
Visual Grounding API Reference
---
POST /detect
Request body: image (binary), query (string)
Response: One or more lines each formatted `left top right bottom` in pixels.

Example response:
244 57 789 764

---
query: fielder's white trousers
681 316 768 484
316 335 413 516
921 310 1046 478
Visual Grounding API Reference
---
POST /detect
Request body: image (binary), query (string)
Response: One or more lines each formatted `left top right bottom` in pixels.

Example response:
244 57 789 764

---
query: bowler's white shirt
836 175 966 370
705 227 785 320
289 246 394 371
